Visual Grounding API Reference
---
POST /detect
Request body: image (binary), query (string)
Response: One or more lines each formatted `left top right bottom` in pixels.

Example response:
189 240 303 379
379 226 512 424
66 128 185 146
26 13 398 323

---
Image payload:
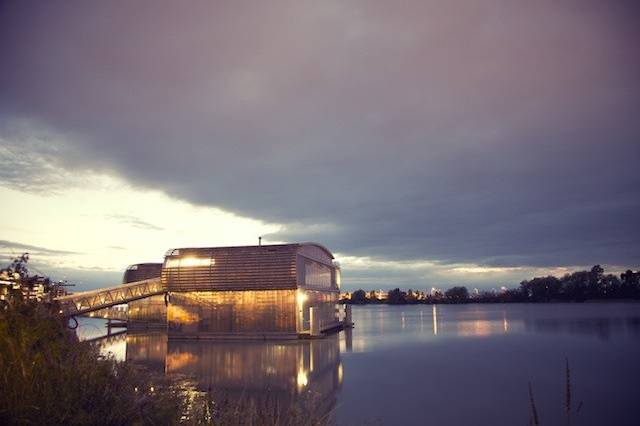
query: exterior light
166 257 214 268
296 291 308 306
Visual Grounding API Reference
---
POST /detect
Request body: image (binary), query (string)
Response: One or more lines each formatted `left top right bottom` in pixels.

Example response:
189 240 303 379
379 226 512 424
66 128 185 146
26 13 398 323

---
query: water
83 303 640 425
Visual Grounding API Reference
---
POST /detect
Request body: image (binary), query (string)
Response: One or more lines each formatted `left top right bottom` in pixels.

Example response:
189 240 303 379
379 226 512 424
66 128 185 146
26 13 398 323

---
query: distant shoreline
344 299 640 306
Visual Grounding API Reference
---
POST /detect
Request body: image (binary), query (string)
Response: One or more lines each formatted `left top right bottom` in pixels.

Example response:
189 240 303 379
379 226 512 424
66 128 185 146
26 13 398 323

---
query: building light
296 290 308 307
165 257 214 268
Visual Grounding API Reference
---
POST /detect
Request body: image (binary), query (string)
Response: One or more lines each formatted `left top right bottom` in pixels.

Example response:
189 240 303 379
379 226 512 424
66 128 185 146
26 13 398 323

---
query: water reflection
343 304 640 353
339 304 640 426
87 304 640 425
432 304 438 335
126 331 344 419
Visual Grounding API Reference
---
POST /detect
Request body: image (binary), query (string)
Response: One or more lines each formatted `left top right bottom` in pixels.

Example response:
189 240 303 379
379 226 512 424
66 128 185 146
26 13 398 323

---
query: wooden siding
167 290 297 335
162 244 299 291
123 263 162 284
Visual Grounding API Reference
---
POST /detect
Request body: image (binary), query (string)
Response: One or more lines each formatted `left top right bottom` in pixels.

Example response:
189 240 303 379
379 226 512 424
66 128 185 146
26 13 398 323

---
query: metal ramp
55 278 164 317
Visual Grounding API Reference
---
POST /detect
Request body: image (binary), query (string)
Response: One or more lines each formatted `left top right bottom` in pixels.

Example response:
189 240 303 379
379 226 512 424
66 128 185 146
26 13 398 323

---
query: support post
344 304 353 328
310 307 321 337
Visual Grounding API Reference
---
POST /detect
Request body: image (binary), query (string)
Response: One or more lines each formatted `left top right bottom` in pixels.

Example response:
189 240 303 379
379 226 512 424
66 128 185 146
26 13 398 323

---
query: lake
78 303 640 425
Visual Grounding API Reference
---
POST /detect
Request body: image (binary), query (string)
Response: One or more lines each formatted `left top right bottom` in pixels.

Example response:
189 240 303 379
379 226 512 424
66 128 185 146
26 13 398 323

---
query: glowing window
165 257 213 268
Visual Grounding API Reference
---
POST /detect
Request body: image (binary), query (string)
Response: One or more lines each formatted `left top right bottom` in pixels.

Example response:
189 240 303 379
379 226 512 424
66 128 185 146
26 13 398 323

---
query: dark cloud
1 1 639 269
0 240 80 256
0 251 123 291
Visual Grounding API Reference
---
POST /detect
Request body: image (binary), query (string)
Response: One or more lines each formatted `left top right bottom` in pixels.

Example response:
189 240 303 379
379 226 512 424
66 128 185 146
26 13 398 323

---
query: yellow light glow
297 369 308 389
166 257 214 268
296 290 308 306
338 363 344 385
432 304 438 336
166 352 199 371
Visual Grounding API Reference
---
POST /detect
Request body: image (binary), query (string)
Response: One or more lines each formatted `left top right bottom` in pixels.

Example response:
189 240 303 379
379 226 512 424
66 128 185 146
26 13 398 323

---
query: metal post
310 307 321 337
344 304 353 328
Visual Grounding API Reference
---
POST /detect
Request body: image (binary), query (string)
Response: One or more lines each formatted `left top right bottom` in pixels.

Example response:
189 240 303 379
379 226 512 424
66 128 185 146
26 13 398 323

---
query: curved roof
298 242 335 260
160 242 337 291
165 242 335 259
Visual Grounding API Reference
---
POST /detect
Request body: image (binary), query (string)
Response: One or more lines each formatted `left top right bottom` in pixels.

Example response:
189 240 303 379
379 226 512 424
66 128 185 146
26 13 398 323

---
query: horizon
1 1 639 292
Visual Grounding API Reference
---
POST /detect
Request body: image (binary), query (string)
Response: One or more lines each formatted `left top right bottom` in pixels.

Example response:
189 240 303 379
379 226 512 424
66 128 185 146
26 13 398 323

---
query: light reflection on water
83 303 640 425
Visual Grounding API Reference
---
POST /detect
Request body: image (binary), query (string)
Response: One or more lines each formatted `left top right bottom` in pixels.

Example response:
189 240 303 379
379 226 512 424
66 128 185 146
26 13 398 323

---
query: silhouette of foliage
386 288 407 304
445 286 469 303
350 289 367 304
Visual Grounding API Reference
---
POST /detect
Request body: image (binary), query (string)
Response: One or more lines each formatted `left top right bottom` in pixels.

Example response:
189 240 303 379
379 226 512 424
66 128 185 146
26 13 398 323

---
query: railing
83 307 128 321
55 278 164 317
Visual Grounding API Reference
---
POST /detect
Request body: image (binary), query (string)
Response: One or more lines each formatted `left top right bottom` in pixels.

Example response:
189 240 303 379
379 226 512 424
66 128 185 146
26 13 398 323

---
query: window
304 260 332 288
165 257 214 268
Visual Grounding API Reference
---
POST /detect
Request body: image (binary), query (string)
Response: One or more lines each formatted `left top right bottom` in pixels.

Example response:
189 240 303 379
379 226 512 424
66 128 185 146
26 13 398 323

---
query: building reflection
126 331 344 419
430 307 517 337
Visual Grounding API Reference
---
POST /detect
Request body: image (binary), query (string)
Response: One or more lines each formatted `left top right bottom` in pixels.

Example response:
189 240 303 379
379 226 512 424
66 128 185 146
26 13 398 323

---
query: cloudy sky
1 1 638 291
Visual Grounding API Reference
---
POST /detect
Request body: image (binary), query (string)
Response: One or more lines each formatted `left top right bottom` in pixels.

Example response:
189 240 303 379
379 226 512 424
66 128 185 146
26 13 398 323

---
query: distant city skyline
1 1 638 291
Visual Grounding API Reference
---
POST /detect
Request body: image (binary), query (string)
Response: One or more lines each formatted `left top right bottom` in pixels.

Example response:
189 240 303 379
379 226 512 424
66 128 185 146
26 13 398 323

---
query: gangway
55 278 164 317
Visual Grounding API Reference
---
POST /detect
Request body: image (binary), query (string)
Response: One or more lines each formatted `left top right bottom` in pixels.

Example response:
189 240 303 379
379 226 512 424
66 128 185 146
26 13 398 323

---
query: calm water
78 303 640 425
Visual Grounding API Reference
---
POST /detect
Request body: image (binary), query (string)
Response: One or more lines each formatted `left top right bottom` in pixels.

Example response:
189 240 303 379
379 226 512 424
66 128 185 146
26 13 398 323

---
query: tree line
346 265 640 304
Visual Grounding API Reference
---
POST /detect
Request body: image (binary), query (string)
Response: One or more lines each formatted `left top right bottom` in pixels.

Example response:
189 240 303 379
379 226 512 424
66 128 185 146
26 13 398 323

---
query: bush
0 300 183 425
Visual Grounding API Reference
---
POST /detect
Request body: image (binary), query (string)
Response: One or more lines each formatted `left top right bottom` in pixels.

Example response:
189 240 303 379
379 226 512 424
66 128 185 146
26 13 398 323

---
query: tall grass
0 301 183 425
0 301 330 425
527 359 583 426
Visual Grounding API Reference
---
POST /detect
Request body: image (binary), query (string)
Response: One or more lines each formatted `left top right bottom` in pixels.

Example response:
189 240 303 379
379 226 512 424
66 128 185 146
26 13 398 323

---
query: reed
528 381 539 426
526 359 583 426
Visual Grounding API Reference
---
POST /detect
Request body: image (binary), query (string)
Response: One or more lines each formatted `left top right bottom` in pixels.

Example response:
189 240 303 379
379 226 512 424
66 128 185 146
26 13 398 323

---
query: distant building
372 290 388 300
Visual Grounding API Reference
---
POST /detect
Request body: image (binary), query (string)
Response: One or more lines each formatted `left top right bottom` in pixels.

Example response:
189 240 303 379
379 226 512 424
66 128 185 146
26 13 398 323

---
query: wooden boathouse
128 242 346 339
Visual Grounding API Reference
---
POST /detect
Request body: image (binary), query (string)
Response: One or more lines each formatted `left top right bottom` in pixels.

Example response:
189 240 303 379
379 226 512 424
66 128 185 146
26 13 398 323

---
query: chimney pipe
258 236 262 246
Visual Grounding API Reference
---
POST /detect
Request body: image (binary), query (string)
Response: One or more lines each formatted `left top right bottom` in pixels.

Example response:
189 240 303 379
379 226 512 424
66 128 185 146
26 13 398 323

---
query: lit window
164 257 213 268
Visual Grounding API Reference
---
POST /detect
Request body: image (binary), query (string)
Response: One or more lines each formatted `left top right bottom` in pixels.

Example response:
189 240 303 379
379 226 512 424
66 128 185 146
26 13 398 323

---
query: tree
520 276 561 302
351 289 367 304
600 274 621 298
620 270 640 299
445 286 469 303
560 271 589 301
387 288 407 304
586 265 605 298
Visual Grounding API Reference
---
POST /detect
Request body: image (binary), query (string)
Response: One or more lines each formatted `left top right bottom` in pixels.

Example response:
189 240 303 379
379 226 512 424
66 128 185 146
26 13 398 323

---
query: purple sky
1 1 638 289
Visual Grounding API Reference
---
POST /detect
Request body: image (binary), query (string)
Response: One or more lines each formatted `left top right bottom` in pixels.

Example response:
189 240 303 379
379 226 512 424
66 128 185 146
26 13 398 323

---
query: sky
0 1 638 291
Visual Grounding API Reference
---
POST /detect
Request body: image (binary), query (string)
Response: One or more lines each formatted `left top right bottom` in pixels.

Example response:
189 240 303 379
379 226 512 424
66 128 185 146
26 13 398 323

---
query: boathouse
159 243 342 339
122 263 162 284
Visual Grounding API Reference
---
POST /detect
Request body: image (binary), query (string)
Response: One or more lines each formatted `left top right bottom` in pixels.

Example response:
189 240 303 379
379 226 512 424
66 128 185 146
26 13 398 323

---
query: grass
527 358 583 426
0 300 330 425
